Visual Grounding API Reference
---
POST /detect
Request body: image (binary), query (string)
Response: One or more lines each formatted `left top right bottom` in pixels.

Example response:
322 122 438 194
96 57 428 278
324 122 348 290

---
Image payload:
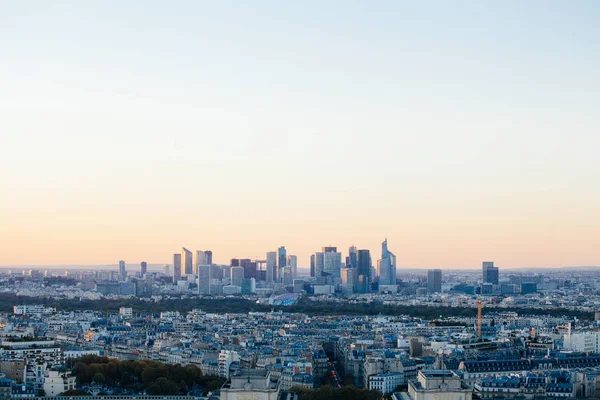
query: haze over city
2 1 599 269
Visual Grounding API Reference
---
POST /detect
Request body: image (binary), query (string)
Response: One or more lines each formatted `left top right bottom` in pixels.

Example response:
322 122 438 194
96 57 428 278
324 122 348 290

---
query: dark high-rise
204 251 213 265
357 250 371 277
427 269 442 293
357 249 371 293
140 261 147 276
278 246 287 269
310 254 315 277
241 258 257 279
231 258 240 267
482 261 499 285
348 246 357 268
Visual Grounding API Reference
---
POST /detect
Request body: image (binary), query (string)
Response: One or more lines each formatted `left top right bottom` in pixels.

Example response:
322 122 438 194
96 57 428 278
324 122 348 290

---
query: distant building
118 260 126 279
357 250 371 293
119 307 133 317
378 239 396 285
287 255 298 278
195 250 211 273
182 247 193 275
482 261 499 285
140 261 147 276
241 278 256 294
323 248 342 278
427 269 442 293
198 264 212 295
348 245 357 268
220 369 279 400
314 252 325 278
396 370 472 400
231 266 244 287
43 367 76 397
241 259 257 280
266 251 277 282
173 254 182 283
278 246 287 280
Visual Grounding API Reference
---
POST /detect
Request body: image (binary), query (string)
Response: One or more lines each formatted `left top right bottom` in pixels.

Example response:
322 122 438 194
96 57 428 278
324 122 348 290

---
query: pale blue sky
1 1 599 267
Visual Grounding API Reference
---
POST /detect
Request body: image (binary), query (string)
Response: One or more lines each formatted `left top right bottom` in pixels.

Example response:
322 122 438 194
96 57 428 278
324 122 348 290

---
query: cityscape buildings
182 247 193 275
377 239 397 285
173 253 182 283
482 261 499 285
118 260 126 279
427 269 442 293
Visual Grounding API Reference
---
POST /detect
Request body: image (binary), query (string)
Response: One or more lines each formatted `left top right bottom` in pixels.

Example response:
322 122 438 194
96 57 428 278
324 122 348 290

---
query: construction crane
477 300 483 340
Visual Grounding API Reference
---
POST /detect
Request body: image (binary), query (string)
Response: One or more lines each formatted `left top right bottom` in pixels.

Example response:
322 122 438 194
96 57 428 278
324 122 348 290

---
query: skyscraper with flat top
277 246 287 281
377 239 396 285
173 254 182 283
482 261 499 285
140 261 147 276
198 264 211 295
266 251 277 282
427 269 442 293
314 252 325 277
182 247 193 275
323 249 342 278
348 246 357 268
119 260 126 279
195 250 212 273
357 250 371 293
287 255 298 278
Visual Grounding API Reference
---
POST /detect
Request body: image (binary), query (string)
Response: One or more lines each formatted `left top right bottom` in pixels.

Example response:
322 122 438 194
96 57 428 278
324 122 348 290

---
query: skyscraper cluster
309 239 397 294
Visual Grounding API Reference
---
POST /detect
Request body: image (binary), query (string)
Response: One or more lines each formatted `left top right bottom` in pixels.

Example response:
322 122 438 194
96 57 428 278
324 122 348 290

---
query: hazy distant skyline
1 1 599 268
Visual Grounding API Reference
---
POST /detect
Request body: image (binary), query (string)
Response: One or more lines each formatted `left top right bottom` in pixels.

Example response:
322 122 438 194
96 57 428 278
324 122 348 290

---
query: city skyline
2 1 599 269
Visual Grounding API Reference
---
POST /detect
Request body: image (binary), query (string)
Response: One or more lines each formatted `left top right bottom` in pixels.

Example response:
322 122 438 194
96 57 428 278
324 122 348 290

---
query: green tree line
0 292 592 320
69 355 225 395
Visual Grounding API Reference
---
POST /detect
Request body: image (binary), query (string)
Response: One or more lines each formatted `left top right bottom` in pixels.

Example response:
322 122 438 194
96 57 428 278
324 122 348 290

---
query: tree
92 372 105 384
146 377 180 395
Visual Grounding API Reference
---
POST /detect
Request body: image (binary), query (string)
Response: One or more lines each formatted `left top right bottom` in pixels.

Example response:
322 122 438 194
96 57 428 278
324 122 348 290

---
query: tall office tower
310 254 316 277
282 266 293 284
427 269 442 293
221 265 231 282
482 261 499 285
204 251 213 265
182 247 193 275
277 246 287 280
266 251 277 282
287 255 298 278
357 250 371 293
231 259 240 267
231 266 244 287
378 239 397 285
163 264 171 276
195 250 209 273
348 246 357 268
119 260 126 279
198 264 212 295
173 254 182 283
241 259 257 279
341 267 357 287
323 249 342 278
314 252 325 277
140 261 147 276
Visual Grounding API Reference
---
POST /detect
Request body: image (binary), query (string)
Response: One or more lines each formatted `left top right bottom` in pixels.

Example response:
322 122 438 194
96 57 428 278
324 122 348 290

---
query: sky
1 1 599 269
